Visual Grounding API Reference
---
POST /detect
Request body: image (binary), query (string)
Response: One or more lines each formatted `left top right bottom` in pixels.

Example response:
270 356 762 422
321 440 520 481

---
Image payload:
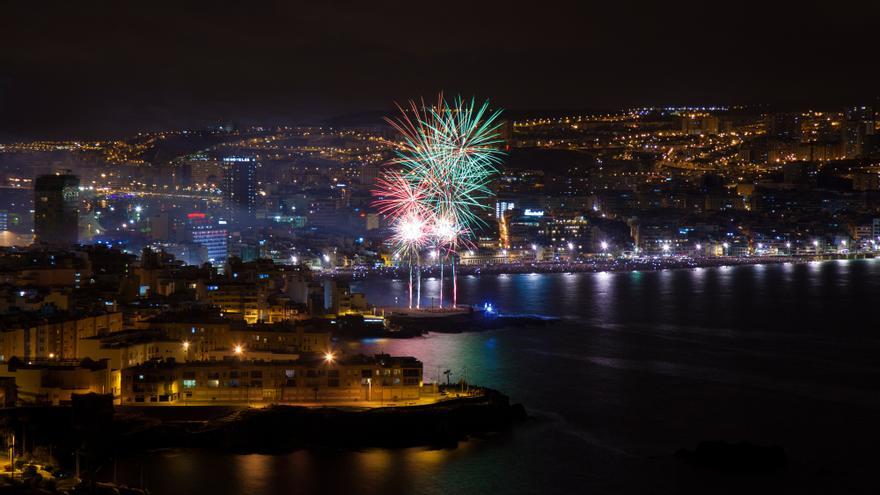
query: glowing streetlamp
233 344 243 356
323 351 336 364
600 241 608 251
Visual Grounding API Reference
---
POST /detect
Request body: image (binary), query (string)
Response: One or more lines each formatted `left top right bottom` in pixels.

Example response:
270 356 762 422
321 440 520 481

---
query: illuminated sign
524 209 544 217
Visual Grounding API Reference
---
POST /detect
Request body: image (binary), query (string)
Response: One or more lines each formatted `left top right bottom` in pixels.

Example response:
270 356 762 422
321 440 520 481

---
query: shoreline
329 253 875 281
117 387 526 453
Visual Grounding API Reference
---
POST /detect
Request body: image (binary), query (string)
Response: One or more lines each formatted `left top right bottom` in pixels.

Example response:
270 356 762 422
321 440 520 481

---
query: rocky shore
117 388 527 453
0 389 527 466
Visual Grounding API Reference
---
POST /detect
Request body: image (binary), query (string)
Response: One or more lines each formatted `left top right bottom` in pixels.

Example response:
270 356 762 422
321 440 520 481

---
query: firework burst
373 94 504 308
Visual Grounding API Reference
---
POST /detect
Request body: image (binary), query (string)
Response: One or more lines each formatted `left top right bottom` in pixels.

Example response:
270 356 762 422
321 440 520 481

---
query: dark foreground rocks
120 388 527 453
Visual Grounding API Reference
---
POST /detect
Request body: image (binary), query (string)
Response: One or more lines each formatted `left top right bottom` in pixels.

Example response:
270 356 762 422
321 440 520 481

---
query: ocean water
116 260 880 494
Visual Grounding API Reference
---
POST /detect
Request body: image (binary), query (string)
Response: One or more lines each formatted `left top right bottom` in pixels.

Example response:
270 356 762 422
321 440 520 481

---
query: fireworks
372 94 504 308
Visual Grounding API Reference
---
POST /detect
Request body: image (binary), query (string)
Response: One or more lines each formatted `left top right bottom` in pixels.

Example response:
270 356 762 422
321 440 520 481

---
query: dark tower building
844 106 876 158
222 158 257 224
34 171 80 245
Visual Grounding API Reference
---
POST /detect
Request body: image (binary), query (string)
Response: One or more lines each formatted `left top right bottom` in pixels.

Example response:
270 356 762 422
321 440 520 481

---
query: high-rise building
185 213 227 265
34 172 79 245
222 158 257 223
844 106 876 158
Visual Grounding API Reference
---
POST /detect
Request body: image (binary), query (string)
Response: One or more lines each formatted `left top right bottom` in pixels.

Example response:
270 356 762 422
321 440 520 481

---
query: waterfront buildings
120 354 423 405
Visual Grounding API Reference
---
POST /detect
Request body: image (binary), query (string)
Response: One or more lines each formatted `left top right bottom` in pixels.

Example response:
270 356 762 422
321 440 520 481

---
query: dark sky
1 0 878 139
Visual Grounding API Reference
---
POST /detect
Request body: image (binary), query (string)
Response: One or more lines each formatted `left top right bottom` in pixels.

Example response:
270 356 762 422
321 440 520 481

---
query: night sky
1 1 877 139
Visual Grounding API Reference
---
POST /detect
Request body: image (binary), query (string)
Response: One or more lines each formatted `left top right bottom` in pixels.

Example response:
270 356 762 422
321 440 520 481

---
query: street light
600 241 608 251
324 351 336 364
233 344 243 355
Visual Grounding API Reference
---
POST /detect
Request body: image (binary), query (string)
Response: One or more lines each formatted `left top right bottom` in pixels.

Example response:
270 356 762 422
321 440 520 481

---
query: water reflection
122 259 880 495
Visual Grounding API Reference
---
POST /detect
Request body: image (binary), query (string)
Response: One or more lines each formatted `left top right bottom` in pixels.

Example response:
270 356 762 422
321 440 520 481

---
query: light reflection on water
118 260 880 494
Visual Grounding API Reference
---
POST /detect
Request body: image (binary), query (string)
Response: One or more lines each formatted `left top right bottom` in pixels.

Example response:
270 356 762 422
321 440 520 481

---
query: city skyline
2 3 880 493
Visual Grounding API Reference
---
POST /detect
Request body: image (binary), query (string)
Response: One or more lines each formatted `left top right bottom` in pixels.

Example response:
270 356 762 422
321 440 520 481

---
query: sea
112 259 880 494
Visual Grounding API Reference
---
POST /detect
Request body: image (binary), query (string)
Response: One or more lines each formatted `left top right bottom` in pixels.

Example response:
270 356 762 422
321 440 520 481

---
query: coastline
327 253 875 281
117 387 526 453
0 389 526 462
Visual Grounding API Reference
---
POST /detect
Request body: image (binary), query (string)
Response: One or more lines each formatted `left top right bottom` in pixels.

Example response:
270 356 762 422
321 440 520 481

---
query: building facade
120 354 423 405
